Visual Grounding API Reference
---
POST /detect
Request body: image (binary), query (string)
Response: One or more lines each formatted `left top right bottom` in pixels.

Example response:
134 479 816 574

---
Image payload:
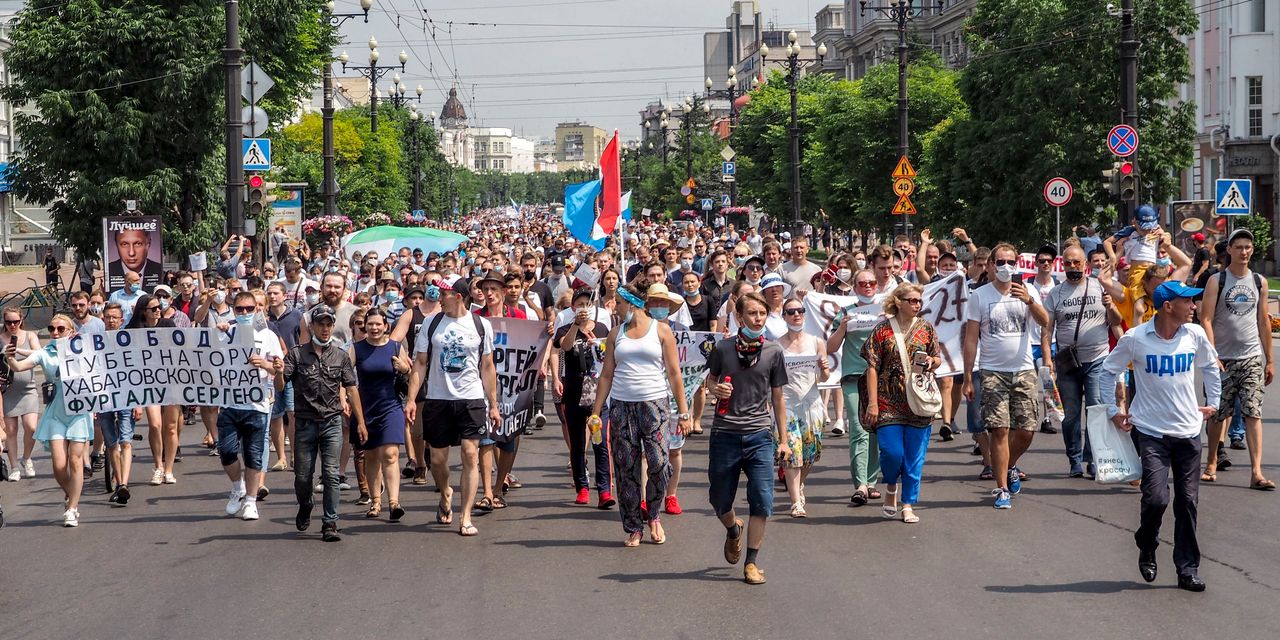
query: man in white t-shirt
961 243 1049 510
1100 281 1220 592
778 235 822 294
405 274 501 538
217 291 286 522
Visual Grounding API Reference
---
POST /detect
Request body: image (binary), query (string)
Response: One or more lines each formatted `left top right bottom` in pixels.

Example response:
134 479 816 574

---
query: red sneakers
598 491 616 509
574 488 590 504
664 495 682 515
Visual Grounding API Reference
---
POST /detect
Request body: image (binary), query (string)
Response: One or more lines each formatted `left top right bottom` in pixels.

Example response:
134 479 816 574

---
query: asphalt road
3 391 1279 639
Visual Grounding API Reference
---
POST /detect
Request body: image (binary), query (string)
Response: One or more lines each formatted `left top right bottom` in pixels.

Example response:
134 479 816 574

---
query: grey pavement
2 389 1279 639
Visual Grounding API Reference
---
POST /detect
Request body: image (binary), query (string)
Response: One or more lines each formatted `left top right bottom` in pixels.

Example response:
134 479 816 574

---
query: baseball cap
1135 204 1159 230
549 255 566 268
1190 232 1206 243
153 285 173 297
1152 281 1203 309
435 274 464 292
1036 244 1058 259
1228 228 1254 245
310 304 337 323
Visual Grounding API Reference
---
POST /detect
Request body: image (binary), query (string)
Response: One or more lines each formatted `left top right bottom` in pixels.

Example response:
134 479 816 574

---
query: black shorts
421 399 488 449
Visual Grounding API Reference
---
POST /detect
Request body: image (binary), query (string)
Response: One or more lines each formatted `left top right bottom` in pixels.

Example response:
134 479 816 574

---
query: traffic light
1118 160 1138 202
247 174 277 216
1101 160 1122 196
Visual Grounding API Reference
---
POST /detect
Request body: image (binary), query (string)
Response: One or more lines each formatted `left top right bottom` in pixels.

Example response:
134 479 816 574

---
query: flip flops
1250 479 1276 491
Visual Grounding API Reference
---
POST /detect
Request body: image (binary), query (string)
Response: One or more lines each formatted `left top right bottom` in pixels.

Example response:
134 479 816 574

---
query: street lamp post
761 31 825 236
707 66 739 206
386 75 424 110
660 104 671 167
340 36 408 134
322 0 373 216
408 110 422 212
861 0 944 238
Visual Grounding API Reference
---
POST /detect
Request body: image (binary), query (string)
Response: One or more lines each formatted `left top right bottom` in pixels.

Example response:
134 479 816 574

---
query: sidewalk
0 263 81 298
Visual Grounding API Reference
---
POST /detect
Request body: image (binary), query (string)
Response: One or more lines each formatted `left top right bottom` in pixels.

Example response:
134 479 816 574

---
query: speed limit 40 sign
1044 177 1073 207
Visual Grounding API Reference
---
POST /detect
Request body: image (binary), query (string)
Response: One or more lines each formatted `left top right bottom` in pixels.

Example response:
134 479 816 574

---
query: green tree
733 71 840 227
812 53 966 237
926 0 1196 246
1 0 336 258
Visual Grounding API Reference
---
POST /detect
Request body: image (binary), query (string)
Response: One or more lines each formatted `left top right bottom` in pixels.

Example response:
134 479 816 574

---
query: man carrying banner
219 292 286 522
405 275 501 537
284 304 364 542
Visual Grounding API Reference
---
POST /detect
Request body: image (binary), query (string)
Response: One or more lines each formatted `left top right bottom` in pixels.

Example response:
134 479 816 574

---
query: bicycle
0 277 71 330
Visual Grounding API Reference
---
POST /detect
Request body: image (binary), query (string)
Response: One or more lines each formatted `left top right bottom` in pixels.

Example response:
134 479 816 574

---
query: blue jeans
216 408 269 471
877 424 931 505
707 429 776 518
965 377 985 434
1228 397 1245 442
96 410 135 447
1057 358 1105 466
271 382 294 419
293 415 344 526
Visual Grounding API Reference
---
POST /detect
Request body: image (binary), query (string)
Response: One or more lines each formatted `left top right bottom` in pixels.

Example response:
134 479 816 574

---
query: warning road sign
892 195 917 215
242 138 271 171
893 178 915 197
891 156 916 179
1215 178 1252 216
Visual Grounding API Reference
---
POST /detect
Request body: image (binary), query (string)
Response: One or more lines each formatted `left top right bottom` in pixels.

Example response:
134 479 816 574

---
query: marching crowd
0 203 1270 589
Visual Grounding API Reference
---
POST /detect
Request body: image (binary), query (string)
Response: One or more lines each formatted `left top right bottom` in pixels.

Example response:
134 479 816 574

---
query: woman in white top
590 284 691 547
777 297 832 517
2 307 42 481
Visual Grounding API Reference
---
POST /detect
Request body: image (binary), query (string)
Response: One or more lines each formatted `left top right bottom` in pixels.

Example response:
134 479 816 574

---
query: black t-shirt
685 295 713 331
43 254 58 276
1191 247 1210 276
701 276 731 308
553 321 605 406
528 281 554 314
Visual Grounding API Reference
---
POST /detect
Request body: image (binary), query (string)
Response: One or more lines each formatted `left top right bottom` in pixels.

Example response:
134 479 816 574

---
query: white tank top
610 318 668 402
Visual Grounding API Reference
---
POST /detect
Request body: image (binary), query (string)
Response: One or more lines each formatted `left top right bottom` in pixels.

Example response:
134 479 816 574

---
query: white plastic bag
1085 404 1142 484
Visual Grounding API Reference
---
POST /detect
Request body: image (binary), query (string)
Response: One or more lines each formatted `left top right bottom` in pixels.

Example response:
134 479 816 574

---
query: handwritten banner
58 327 256 414
802 271 970 378
488 317 551 443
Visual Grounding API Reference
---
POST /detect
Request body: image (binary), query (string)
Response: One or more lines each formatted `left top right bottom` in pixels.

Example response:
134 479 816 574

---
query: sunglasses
1036 258 1054 264
994 259 1018 267
233 305 256 313
856 280 876 287
146 305 162 312
783 308 806 316
902 298 924 305
47 325 70 334
353 322 365 328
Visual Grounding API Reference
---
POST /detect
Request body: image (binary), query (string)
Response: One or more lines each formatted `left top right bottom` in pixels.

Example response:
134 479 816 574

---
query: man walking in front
284 304 365 542
1101 282 1220 591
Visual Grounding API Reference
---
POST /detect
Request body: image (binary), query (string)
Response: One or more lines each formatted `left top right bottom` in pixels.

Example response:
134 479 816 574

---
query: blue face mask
1155 257 1172 267
385 292 401 304
648 307 670 321
682 289 698 298
128 283 141 294
425 285 441 301
234 313 254 326
740 325 765 340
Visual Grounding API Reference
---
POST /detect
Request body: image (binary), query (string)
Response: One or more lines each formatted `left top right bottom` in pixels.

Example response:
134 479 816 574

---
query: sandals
474 496 494 512
389 502 405 522
979 466 994 481
649 521 666 545
881 488 898 518
901 506 919 524
1250 478 1276 491
624 532 643 548
850 489 868 506
365 500 382 519
436 491 453 525
491 496 507 509
790 503 807 518
458 523 478 536
867 487 882 501
1201 471 1217 482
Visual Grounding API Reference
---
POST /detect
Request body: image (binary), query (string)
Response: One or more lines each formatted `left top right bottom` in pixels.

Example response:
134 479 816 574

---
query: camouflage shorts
979 369 1039 431
1214 356 1264 422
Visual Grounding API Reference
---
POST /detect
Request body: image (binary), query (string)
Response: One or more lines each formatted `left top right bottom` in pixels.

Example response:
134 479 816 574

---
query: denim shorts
96 410 136 447
271 382 295 419
217 407 270 470
707 428 776 518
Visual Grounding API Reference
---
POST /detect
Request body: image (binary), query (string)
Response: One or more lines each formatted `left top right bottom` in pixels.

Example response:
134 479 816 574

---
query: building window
1247 76 1262 137
1203 68 1213 116
1246 0 1265 33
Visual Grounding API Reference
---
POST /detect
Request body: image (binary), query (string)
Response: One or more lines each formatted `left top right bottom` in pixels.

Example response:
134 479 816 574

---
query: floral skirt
778 405 824 468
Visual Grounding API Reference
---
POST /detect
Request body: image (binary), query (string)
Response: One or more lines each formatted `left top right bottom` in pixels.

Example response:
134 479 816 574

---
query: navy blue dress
353 339 407 450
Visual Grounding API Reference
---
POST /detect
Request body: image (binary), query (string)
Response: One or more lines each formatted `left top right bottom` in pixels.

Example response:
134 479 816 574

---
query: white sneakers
163 473 176 484
225 488 246 515
21 458 35 478
62 508 79 527
150 468 165 486
239 500 259 521
5 469 18 482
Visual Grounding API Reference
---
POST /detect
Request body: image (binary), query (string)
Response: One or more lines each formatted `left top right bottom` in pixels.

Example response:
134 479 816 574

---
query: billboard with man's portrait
103 216 163 292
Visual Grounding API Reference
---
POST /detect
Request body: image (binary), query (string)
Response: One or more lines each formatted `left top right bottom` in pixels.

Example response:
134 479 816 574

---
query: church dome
440 87 467 126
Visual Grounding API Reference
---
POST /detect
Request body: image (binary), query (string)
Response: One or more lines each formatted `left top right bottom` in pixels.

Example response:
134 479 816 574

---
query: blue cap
1135 204 1159 230
1152 281 1203 309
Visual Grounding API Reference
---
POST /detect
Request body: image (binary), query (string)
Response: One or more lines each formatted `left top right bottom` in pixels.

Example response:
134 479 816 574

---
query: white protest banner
671 331 720 408
573 262 601 288
58 327 257 415
802 272 970 378
188 252 208 272
1018 252 1065 278
488 317 551 443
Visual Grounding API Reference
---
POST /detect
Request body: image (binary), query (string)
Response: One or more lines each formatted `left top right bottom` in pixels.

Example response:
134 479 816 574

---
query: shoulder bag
1052 280 1089 375
888 317 942 419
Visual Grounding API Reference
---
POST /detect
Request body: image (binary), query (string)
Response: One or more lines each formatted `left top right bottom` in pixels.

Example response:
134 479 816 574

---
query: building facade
812 4 847 78
554 122 607 170
1181 1 1278 266
832 0 971 80
704 1 816 95
437 87 473 169
472 127 536 173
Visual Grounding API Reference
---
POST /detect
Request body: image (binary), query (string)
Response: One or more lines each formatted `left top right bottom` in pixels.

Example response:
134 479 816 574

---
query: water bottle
587 414 603 445
715 375 732 416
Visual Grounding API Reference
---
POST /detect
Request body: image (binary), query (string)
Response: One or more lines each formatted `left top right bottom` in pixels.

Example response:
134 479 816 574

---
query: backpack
1216 270 1265 308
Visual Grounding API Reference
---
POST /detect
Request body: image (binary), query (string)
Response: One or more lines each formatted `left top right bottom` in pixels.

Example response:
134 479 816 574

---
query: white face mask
855 259 866 270
995 264 1017 283
836 268 851 282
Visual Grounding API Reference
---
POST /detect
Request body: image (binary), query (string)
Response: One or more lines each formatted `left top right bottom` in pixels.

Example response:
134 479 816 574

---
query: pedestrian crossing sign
242 138 272 171
1215 178 1251 216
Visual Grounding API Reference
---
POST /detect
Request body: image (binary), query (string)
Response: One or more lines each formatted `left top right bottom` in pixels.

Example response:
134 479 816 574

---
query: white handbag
889 317 943 419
